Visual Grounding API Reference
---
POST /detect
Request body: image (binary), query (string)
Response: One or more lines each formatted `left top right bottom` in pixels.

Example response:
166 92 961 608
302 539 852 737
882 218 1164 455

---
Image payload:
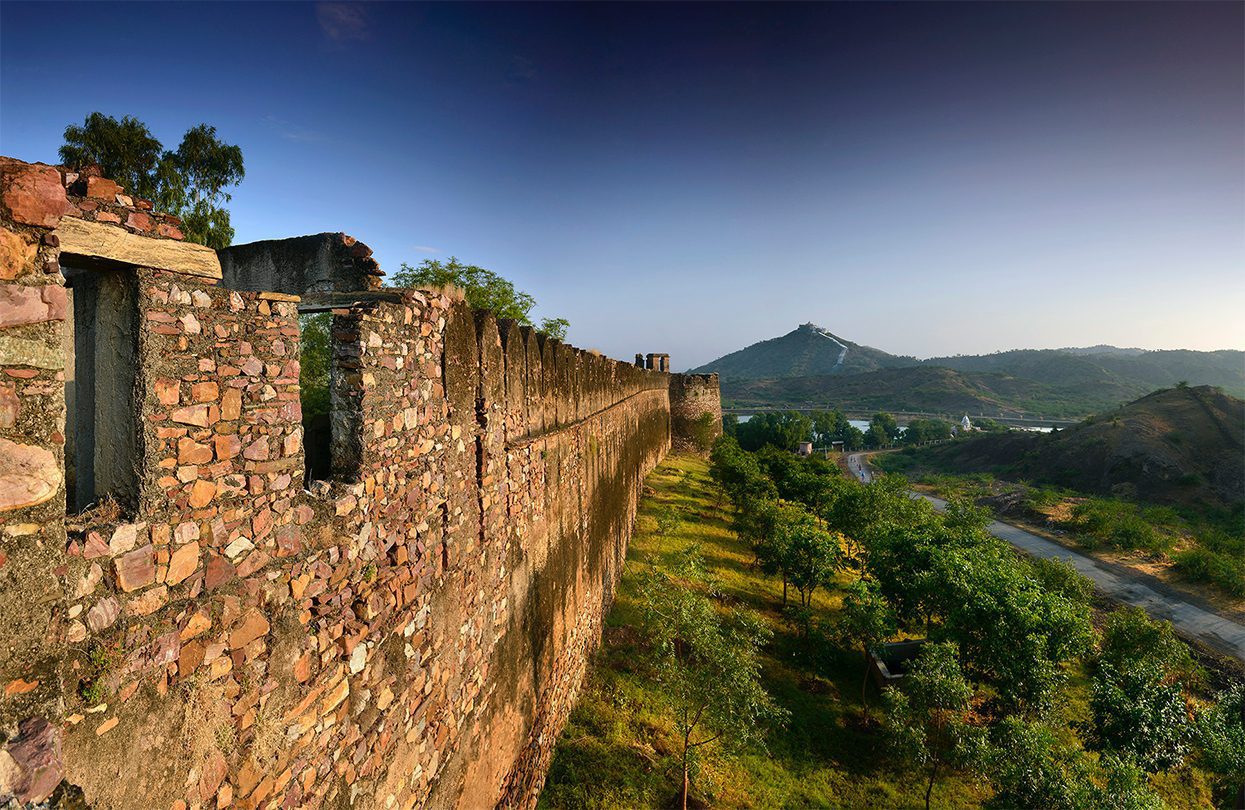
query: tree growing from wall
390 258 569 339
59 113 244 249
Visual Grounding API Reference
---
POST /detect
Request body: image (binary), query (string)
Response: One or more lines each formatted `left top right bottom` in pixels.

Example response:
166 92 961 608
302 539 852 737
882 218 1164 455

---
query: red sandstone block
204 555 235 591
156 222 184 240
0 160 69 227
114 545 155 592
177 438 213 465
94 211 121 224
126 210 152 232
84 176 121 200
0 229 37 280
170 404 212 427
188 479 216 508
221 388 242 420
191 381 220 402
0 285 66 329
213 434 242 460
154 378 179 406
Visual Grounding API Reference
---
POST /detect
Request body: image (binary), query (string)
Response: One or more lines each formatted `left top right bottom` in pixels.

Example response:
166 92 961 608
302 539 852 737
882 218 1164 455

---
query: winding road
846 453 1245 663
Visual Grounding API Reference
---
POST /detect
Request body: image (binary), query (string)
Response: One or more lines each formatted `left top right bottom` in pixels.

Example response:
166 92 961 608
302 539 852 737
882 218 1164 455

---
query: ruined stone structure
668 373 723 454
0 157 719 809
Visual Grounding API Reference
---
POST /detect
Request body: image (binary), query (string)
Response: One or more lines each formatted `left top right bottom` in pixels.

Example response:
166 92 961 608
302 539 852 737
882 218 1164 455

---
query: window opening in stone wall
298 309 362 484
63 266 140 514
299 312 333 481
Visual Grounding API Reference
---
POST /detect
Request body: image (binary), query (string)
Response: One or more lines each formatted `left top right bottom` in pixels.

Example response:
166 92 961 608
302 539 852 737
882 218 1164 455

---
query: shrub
1174 547 1245 597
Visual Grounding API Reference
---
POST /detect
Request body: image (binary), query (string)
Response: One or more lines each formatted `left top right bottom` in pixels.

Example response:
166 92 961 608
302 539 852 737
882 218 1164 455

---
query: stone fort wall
0 157 714 809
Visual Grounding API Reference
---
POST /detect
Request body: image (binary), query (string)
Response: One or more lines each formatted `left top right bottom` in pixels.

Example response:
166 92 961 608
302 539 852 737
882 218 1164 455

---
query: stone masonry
0 156 719 809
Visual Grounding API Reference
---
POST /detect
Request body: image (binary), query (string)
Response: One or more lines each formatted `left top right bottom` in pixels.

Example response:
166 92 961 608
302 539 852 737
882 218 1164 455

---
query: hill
909 386 1245 506
697 325 1244 417
722 365 1107 418
690 322 917 378
925 348 1245 400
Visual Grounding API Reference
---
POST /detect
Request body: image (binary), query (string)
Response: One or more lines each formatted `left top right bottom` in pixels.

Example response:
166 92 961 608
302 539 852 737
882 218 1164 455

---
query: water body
734 414 1052 433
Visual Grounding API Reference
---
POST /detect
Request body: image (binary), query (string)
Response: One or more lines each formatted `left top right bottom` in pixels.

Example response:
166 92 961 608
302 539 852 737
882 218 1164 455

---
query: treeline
727 409 956 452
707 434 1245 809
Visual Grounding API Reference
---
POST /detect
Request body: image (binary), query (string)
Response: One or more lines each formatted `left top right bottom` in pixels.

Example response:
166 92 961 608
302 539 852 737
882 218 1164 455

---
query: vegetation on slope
722 365 1106 418
691 323 917 379
883 385 1244 508
873 385 1244 598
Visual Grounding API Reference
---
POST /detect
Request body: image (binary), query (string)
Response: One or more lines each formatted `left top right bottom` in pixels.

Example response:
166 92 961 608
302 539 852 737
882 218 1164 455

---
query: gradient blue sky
2 2 1241 369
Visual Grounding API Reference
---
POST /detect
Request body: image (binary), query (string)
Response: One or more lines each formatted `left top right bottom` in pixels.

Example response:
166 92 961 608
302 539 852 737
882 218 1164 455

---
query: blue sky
2 2 1241 369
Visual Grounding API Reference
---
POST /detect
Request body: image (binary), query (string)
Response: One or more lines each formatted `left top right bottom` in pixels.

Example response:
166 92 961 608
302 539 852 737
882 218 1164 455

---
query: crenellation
0 156 713 809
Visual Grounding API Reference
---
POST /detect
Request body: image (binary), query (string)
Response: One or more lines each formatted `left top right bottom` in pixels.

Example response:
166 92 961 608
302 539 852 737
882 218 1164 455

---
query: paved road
848 454 1245 662
846 452 873 484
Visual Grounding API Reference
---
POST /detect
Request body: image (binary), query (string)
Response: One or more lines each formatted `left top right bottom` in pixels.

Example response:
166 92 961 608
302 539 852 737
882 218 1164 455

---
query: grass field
537 455 1213 809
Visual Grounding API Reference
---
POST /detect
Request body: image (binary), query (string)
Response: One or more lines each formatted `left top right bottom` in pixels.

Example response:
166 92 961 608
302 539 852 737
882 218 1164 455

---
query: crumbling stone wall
669 372 722 453
0 157 708 809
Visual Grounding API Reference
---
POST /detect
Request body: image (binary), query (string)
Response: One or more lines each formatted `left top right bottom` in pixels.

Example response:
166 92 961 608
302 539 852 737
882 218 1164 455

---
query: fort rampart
0 157 718 809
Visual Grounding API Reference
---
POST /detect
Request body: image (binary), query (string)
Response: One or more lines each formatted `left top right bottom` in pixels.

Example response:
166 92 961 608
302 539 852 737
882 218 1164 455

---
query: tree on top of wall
389 258 570 340
59 112 244 249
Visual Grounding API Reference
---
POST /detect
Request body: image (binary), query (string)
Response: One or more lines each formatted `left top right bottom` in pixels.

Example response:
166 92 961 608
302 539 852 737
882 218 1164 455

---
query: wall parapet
0 156 711 809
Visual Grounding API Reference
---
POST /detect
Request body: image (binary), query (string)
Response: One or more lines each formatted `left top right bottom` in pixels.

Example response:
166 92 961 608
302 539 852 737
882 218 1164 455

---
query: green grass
540 455 1218 809
540 455 991 809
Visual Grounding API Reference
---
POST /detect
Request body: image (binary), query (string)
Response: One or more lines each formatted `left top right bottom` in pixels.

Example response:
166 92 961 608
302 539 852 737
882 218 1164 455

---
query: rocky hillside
690 323 917 378
913 386 1245 506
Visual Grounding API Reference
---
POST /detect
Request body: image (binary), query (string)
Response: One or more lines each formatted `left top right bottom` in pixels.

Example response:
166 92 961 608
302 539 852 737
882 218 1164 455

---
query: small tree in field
759 501 840 613
1195 685 1245 807
839 579 896 722
637 554 785 810
884 642 985 810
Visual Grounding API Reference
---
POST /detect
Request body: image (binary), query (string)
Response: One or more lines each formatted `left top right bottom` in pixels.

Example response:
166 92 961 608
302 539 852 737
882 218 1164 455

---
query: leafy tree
734 411 813 451
1097 607 1198 684
985 717 1095 810
932 540 1093 714
841 424 866 451
1088 659 1192 772
60 113 244 248
389 257 569 338
709 436 776 508
299 313 332 480
1028 557 1094 606
865 411 901 448
838 579 896 721
1194 684 1245 805
1086 755 1165 810
655 503 682 537
883 642 986 810
637 553 785 810
754 501 840 612
902 418 954 445
1087 608 1197 772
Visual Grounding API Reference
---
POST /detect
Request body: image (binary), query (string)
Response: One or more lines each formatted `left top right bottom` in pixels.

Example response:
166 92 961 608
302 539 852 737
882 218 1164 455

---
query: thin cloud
411 245 441 254
262 115 328 144
316 2 370 42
